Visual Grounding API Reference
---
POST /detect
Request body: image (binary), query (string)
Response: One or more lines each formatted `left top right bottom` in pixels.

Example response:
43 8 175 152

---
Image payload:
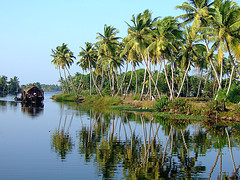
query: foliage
168 98 190 113
0 75 20 95
154 96 169 112
51 93 77 102
227 84 240 104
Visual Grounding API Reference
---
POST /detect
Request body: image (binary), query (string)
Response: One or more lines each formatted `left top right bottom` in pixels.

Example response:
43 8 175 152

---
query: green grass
51 93 78 102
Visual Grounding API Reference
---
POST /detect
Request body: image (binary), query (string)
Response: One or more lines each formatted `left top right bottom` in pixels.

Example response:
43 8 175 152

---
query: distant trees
0 76 61 96
0 76 20 95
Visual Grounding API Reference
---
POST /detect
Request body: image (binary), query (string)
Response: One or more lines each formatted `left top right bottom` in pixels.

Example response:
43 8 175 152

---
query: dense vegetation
51 0 240 112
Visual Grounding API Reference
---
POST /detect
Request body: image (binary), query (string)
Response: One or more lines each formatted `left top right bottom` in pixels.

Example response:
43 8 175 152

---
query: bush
168 98 189 113
154 96 169 112
133 94 140 100
227 84 240 104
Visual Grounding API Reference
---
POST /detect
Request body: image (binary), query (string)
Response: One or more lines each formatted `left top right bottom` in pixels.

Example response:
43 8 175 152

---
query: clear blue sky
0 0 239 85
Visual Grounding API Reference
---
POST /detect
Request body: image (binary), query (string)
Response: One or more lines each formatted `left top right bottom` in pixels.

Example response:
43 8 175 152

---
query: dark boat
15 86 44 104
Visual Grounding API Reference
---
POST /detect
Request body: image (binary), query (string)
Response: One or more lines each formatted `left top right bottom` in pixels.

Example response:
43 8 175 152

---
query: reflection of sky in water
0 93 239 179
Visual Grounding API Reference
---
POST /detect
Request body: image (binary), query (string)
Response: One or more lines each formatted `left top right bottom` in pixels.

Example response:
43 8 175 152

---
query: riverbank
51 93 240 124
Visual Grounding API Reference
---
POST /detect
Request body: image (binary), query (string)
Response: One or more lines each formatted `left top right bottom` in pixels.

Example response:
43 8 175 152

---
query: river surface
0 92 239 179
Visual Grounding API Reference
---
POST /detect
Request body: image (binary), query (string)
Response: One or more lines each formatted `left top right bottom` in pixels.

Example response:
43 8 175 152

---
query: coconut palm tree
209 0 240 79
123 9 162 99
51 43 77 96
96 24 121 96
147 16 183 100
77 42 102 96
177 26 206 98
176 0 214 38
51 48 67 93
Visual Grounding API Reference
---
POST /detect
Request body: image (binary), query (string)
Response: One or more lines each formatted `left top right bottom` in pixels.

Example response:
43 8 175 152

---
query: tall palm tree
77 42 102 96
51 48 67 93
96 24 121 96
177 26 206 98
176 0 214 38
123 9 162 99
209 0 240 78
147 16 183 100
51 43 78 98
176 0 223 91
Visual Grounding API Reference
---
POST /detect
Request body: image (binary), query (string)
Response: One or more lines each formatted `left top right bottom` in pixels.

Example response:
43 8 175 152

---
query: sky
0 0 239 85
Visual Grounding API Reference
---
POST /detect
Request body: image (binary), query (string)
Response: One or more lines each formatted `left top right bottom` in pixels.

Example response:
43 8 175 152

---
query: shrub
154 96 169 112
168 98 189 113
227 84 240 104
133 94 140 100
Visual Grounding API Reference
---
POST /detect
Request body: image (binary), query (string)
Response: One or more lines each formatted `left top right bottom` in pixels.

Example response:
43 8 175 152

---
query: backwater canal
0 92 240 179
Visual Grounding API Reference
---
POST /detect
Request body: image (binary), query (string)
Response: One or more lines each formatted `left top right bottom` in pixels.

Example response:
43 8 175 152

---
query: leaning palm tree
51 43 78 98
51 49 66 93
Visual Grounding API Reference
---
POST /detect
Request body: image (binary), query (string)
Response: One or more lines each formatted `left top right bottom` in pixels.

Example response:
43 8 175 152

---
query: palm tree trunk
149 60 152 100
140 67 147 101
115 63 128 96
89 61 92 96
203 67 209 93
141 53 161 99
65 67 79 99
58 67 65 93
76 73 83 95
100 65 104 90
171 60 174 99
115 71 119 90
124 61 134 99
196 69 203 97
226 63 235 95
90 68 103 97
163 59 174 100
111 68 115 96
177 60 191 98
154 60 162 95
135 68 138 95
63 68 69 94
205 39 222 89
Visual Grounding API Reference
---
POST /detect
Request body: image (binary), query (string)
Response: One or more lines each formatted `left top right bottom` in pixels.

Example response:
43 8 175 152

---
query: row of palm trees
51 0 240 101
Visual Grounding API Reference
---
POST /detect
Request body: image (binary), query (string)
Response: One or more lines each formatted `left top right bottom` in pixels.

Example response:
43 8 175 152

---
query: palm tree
51 43 78 98
147 16 182 100
51 48 67 93
176 0 214 38
123 9 162 99
209 0 240 79
177 26 206 98
96 24 121 96
77 42 102 96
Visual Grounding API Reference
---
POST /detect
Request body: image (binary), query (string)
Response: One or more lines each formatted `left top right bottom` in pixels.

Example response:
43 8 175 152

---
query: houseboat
16 86 44 104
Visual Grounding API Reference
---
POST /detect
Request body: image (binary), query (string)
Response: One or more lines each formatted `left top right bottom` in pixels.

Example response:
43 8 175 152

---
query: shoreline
51 93 240 124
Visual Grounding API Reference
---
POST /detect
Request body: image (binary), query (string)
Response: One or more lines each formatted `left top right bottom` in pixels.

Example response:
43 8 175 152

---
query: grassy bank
51 93 240 123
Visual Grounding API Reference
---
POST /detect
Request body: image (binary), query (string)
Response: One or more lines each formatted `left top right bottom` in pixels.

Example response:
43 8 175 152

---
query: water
0 92 239 179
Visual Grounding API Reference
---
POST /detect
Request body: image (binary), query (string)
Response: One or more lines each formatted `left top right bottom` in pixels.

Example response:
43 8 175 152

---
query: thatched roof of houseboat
21 86 44 98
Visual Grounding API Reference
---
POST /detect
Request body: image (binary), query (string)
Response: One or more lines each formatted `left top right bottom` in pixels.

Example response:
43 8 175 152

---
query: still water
0 92 239 179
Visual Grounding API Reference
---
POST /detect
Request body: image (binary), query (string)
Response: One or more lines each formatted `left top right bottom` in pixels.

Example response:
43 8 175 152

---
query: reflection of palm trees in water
51 107 74 160
207 127 239 179
78 111 239 179
50 105 240 179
